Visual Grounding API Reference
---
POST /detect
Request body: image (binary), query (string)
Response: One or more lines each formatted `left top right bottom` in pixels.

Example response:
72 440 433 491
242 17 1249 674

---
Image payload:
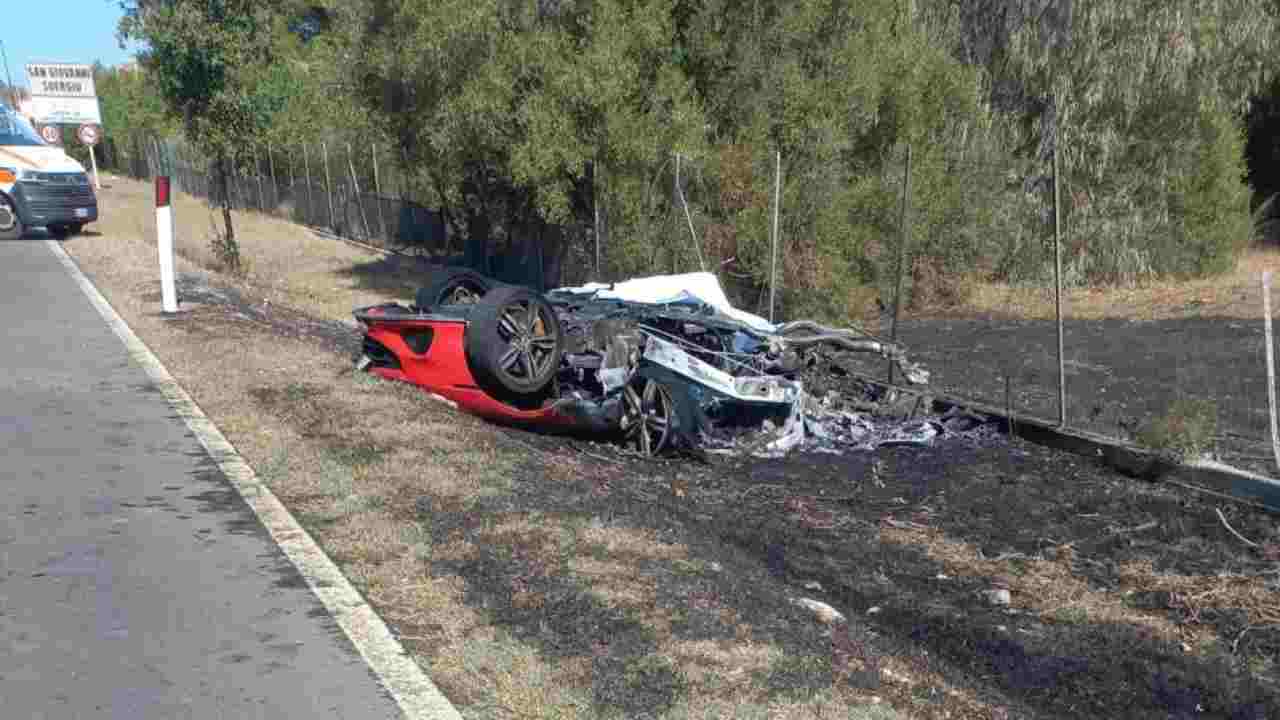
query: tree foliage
99 0 1280 317
118 0 293 268
95 63 178 163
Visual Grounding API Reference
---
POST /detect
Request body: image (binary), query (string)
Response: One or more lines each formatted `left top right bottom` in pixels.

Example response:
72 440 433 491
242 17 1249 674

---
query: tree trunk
216 153 240 271
219 155 235 247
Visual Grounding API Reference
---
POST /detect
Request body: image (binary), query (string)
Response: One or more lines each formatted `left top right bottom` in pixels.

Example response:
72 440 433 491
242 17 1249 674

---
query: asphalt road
0 236 404 719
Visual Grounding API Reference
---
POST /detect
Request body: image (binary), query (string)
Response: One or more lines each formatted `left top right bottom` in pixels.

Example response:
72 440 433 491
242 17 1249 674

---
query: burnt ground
838 316 1280 478
484 424 1280 719
142 272 363 358
131 271 1280 719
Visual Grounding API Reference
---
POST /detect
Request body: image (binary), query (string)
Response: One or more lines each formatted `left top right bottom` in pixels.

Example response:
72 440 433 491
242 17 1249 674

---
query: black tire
0 195 23 240
415 268 494 311
464 286 563 405
47 224 69 239
68 223 84 236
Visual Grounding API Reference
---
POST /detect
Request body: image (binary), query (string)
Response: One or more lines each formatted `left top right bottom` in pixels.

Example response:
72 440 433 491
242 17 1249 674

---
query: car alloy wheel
494 297 559 384
621 378 673 456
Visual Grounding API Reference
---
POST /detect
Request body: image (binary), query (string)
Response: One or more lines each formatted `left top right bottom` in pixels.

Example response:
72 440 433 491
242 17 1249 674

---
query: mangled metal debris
546 272 952 458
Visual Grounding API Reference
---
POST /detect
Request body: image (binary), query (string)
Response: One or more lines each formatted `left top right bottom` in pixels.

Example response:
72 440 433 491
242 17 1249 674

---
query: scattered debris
1216 507 1260 548
792 597 846 625
981 588 1013 607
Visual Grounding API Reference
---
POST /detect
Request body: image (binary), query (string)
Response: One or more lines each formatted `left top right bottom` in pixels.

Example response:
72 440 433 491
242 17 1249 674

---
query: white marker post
155 176 178 313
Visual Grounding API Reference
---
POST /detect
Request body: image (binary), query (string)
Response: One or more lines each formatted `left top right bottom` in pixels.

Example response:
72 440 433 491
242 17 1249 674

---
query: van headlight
17 169 49 183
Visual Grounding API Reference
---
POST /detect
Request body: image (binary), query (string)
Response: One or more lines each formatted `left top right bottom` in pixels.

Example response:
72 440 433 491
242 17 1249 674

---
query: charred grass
707 443 1280 719
66 175 1280 719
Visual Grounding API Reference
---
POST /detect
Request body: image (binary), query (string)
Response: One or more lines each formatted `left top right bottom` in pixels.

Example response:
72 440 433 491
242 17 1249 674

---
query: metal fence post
769 149 781 323
1264 271 1280 472
888 144 912 386
201 148 210 198
675 152 705 272
673 153 681 273
593 158 601 280
254 146 265 212
372 143 386 242
267 142 277 213
303 145 314 227
346 142 370 240
232 153 243 211
322 141 335 232
1053 134 1067 427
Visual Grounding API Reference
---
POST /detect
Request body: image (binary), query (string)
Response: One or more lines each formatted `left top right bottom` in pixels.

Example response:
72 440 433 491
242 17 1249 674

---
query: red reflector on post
155 175 171 207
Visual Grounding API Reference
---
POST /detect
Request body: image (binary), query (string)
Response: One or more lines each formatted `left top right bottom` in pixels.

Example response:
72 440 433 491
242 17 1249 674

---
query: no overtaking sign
77 124 100 146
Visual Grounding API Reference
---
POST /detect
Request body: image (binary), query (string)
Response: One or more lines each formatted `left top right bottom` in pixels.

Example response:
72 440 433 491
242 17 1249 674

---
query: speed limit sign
39 124 61 145
77 124 101 146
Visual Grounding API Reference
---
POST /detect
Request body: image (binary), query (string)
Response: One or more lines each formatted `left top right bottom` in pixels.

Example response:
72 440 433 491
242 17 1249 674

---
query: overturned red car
354 269 929 456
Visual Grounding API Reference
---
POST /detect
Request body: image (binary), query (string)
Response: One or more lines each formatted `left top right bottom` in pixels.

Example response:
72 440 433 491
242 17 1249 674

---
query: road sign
39 124 61 145
25 63 102 126
77 124 100 146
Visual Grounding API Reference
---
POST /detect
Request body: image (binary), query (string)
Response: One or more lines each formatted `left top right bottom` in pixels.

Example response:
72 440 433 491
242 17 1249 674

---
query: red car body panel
359 307 576 426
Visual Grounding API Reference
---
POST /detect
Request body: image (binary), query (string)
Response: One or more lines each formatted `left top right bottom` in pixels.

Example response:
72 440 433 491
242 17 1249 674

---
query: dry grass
951 247 1280 321
67 174 985 719
1117 560 1280 627
98 173 423 320
878 522 1280 648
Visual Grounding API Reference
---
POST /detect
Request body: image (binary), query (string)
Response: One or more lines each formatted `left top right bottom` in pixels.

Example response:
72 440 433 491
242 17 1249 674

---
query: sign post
77 123 101 189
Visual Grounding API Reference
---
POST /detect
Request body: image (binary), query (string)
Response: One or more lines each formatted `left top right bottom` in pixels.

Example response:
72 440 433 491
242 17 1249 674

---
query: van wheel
0 196 22 240
68 223 84 236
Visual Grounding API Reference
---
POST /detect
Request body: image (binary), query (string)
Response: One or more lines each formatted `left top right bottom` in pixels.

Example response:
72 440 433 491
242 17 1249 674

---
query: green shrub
1136 398 1218 462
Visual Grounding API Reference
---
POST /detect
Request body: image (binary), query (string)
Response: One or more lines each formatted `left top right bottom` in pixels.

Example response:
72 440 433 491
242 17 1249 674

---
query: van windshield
0 107 47 147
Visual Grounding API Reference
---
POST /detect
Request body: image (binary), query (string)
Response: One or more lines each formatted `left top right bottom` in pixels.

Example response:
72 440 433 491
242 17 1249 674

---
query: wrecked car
353 269 930 457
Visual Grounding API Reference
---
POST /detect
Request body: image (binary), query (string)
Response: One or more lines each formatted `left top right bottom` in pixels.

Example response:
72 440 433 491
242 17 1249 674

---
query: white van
0 103 98 240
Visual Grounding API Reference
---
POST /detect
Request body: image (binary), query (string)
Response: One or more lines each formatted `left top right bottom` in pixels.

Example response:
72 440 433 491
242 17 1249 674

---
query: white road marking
47 239 463 720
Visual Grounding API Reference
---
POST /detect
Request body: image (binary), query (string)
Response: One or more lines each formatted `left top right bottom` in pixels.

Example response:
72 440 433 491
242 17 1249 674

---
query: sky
1 0 140 88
